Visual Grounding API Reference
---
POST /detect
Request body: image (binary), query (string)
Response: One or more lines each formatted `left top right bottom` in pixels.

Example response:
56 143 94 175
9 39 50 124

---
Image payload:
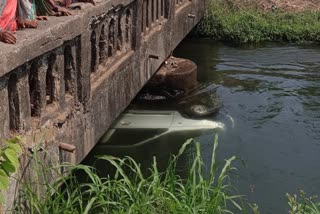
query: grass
12 135 255 214
196 0 320 44
287 190 320 214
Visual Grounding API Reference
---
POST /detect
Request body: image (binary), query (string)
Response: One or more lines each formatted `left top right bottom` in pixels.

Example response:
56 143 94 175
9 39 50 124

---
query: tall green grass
287 191 320 214
12 136 254 214
196 0 320 44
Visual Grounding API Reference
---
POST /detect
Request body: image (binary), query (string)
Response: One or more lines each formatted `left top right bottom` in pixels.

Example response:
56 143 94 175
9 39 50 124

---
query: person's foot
0 30 16 44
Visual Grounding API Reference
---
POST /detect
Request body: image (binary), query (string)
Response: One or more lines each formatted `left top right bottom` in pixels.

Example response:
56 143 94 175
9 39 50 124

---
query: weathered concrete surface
0 0 206 210
148 57 198 90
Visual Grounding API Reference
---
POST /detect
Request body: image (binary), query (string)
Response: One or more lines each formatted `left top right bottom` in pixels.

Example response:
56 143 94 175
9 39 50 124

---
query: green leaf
83 197 97 214
5 136 21 144
3 148 19 170
1 161 16 174
0 169 9 190
5 142 22 154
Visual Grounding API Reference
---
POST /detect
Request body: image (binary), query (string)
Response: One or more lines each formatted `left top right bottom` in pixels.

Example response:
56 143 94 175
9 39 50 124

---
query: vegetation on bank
197 0 320 44
0 137 22 203
12 137 254 214
0 135 318 213
288 191 320 214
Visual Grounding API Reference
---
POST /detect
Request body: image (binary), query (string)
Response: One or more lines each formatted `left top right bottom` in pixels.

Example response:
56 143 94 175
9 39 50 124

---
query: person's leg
0 0 17 44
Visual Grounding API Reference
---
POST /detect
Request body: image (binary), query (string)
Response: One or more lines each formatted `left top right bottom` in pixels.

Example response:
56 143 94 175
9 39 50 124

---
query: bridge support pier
148 57 198 91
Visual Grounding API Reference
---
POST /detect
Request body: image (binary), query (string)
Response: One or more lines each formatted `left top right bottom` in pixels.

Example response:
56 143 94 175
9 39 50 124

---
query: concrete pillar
134 0 143 49
147 0 152 28
61 42 78 108
7 67 32 132
142 0 147 33
156 0 160 20
98 24 108 64
56 49 66 108
46 51 64 107
80 31 92 111
16 68 32 131
0 79 10 142
148 57 198 90
107 18 116 60
38 57 49 116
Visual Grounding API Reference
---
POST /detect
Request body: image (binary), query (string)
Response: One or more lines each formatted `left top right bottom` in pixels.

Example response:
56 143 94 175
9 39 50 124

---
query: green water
86 39 320 213
174 39 320 213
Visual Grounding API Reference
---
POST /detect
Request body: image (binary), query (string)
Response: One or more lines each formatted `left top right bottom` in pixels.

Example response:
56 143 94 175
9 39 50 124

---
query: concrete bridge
0 0 205 168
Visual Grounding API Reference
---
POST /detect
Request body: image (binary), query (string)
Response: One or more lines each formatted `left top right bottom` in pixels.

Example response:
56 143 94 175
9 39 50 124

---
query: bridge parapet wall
0 0 205 166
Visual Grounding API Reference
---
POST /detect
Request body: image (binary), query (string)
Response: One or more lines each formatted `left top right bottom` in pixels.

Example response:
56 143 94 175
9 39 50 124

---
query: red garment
0 0 18 32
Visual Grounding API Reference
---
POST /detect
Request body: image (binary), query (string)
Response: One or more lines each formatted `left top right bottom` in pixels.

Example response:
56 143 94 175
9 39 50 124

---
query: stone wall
0 0 205 194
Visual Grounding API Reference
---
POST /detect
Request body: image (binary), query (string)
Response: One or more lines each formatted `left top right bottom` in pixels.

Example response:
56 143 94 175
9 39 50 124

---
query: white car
99 110 224 147
84 110 224 176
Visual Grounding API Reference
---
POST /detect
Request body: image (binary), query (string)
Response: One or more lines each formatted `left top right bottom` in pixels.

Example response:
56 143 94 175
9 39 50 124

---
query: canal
174 39 320 213
86 39 320 213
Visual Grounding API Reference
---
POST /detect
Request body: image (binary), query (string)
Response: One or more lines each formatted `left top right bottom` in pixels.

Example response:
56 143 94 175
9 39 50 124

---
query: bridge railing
90 3 135 73
1 0 206 207
141 0 169 35
0 0 205 148
0 0 141 141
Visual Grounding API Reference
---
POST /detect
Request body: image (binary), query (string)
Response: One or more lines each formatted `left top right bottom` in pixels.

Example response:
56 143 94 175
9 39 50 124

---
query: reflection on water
174 40 320 213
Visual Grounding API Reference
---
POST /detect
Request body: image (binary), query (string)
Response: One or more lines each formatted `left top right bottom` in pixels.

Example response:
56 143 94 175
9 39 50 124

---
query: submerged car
132 83 222 118
84 110 224 176
99 109 225 146
83 83 224 175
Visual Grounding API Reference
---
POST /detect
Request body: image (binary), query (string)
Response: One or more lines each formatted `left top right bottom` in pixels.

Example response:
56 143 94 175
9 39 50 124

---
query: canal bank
196 0 320 44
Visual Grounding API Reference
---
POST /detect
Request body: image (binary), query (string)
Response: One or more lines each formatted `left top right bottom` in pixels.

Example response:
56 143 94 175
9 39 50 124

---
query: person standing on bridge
63 0 95 7
0 0 18 44
0 0 40 44
35 0 72 16
18 0 48 23
35 0 95 16
17 0 46 29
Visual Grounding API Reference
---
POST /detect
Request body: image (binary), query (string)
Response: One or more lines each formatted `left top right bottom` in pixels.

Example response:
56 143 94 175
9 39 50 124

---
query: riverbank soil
231 0 320 12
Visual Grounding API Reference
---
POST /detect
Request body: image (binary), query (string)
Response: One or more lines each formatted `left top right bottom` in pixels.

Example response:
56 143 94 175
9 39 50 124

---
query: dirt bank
230 0 320 12
260 0 320 12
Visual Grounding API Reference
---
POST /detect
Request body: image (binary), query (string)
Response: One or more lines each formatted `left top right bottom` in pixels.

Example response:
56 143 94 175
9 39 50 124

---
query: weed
12 136 251 214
